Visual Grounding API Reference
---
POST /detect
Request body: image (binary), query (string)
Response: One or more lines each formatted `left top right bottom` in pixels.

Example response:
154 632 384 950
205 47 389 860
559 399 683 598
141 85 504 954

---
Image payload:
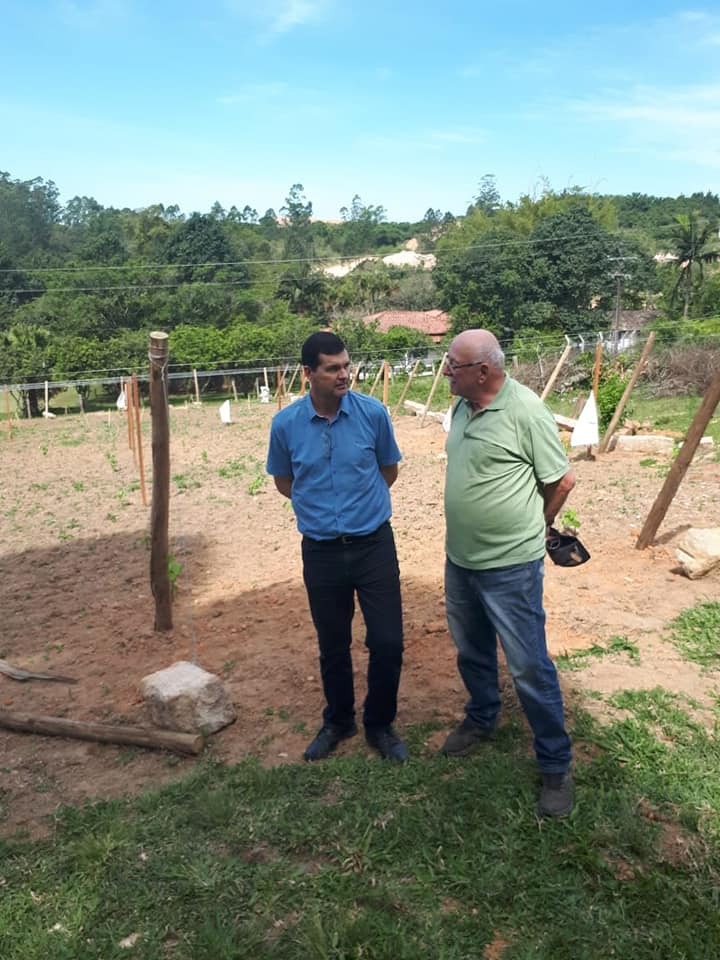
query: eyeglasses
444 357 487 371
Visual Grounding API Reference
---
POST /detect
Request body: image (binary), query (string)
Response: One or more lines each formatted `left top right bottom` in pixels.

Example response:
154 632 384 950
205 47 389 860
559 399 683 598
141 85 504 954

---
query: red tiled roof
363 310 450 341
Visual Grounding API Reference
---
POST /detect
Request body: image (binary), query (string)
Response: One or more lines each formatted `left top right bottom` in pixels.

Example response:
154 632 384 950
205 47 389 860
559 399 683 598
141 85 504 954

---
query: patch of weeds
168 553 183 595
558 507 581 533
218 457 247 479
116 480 140 505
40 442 49 456
639 458 658 468
277 708 290 722
222 659 237 677
105 450 119 472
106 512 118 522
72 480 85 492
173 472 201 492
556 634 640 671
200 450 209 464
668 602 720 669
30 481 49 491
247 473 266 496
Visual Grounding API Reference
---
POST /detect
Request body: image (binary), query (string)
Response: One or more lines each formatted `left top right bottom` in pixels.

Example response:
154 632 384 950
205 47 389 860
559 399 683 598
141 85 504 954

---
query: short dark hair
301 331 346 370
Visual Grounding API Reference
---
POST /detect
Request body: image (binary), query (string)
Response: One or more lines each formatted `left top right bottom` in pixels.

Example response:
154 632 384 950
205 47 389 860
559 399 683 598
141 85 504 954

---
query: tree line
1 171 718 414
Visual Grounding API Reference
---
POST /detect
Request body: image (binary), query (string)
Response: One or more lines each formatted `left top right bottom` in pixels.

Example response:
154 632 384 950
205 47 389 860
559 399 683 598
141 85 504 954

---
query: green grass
546 389 720 445
3 699 720 958
3 601 720 959
556 635 640 671
668 602 720 669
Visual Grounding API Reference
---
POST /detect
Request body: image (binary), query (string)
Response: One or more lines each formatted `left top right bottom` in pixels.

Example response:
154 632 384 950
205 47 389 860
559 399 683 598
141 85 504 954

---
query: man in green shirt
441 329 576 817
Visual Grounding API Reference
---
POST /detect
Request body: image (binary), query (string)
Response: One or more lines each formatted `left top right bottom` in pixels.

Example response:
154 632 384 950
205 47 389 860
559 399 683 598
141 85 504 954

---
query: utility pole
606 254 637 352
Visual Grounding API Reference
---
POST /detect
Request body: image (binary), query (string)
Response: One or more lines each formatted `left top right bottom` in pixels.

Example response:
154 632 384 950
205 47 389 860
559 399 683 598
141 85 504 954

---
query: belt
305 521 388 546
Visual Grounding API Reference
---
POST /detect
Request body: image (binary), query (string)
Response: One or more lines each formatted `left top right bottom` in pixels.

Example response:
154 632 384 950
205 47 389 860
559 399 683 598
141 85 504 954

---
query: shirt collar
463 374 511 414
305 391 351 421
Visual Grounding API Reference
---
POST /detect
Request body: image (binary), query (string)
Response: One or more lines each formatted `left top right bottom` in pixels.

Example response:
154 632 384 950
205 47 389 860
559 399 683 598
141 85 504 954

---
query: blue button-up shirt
266 391 402 540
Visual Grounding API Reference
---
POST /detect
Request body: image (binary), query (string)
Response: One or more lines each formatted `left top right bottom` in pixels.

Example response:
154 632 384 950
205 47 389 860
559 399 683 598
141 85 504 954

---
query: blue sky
2 1 719 221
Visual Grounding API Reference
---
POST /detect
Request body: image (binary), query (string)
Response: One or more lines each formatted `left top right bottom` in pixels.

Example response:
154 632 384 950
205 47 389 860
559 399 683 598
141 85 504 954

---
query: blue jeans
445 556 571 773
302 522 403 730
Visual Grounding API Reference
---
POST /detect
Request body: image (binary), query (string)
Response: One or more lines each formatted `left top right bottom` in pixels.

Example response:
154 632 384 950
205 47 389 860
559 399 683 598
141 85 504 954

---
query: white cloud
225 0 331 38
568 82 720 171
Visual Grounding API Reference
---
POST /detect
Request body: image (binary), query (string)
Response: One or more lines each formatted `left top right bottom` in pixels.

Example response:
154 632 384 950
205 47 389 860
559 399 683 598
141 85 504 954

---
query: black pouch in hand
546 527 591 567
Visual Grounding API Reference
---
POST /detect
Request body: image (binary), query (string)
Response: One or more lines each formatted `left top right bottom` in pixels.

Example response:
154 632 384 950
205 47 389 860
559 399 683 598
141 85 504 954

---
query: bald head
444 328 506 407
452 329 505 369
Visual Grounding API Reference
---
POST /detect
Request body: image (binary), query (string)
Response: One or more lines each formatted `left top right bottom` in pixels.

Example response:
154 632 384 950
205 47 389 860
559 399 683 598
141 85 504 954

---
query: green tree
668 212 720 319
0 322 52 415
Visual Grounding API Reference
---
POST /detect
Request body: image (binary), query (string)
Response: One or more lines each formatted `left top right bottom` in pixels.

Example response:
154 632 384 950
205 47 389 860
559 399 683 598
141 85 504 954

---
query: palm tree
669 212 719 319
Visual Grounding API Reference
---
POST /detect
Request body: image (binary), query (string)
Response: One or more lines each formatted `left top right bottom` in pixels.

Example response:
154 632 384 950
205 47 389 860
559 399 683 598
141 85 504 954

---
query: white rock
140 661 236 734
675 527 720 580
612 434 675 455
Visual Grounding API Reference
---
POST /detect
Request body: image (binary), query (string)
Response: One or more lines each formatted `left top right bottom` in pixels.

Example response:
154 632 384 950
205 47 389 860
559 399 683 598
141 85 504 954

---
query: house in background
362 309 450 343
610 309 659 351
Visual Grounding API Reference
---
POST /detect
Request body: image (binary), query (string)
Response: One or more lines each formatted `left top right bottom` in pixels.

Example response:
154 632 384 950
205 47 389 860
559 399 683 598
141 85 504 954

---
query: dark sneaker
440 717 494 757
538 772 574 818
303 723 357 762
365 726 409 763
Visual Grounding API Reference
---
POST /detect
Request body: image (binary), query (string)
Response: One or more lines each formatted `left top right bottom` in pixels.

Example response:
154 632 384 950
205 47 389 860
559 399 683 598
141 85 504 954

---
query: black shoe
440 717 494 757
303 723 357 762
365 725 409 763
537 772 574 818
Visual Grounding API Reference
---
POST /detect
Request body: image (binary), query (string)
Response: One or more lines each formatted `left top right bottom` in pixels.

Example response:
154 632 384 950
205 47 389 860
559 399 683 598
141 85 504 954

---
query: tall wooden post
369 362 384 398
382 361 389 407
598 332 656 454
132 374 148 507
391 359 422 420
149 332 172 631
4 388 12 439
636 370 720 549
592 339 603 399
540 344 572 401
420 352 448 427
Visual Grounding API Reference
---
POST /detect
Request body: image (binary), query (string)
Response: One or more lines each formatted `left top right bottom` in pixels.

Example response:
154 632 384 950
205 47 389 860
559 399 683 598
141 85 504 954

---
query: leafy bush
597 371 629 429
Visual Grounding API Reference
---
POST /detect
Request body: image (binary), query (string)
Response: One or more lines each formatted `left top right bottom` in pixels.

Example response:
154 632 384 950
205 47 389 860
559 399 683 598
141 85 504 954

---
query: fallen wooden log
0 659 77 683
554 414 577 431
0 709 204 755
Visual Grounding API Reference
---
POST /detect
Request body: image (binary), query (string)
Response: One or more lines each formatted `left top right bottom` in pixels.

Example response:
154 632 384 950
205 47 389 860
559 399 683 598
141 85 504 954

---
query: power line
0 230 634 278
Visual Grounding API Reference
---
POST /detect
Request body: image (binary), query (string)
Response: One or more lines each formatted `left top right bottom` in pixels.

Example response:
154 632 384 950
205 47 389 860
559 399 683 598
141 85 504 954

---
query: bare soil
1 403 718 838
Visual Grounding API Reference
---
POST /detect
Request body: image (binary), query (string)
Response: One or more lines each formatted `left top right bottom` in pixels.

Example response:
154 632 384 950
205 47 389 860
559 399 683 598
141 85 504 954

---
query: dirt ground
1 401 718 838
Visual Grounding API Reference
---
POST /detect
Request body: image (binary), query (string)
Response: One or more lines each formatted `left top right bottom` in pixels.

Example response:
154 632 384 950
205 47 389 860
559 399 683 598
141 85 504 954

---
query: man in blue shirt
267 331 408 763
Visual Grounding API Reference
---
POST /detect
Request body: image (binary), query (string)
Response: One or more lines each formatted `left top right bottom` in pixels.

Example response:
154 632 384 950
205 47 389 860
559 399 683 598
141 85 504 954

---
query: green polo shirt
445 375 569 570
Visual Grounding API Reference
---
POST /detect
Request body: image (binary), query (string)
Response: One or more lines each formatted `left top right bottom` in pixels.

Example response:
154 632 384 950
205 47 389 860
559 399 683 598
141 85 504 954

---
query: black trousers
301 521 404 730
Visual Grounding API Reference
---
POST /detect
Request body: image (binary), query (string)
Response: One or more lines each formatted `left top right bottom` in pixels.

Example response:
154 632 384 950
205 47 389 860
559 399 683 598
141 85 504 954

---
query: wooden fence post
149 332 172 631
4 388 12 439
420 352 448 427
636 369 720 549
540 344 572 401
382 361 389 407
368 362 384 398
392 359 421 420
592 339 603 399
132 373 148 507
193 369 201 404
598 333 656 453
